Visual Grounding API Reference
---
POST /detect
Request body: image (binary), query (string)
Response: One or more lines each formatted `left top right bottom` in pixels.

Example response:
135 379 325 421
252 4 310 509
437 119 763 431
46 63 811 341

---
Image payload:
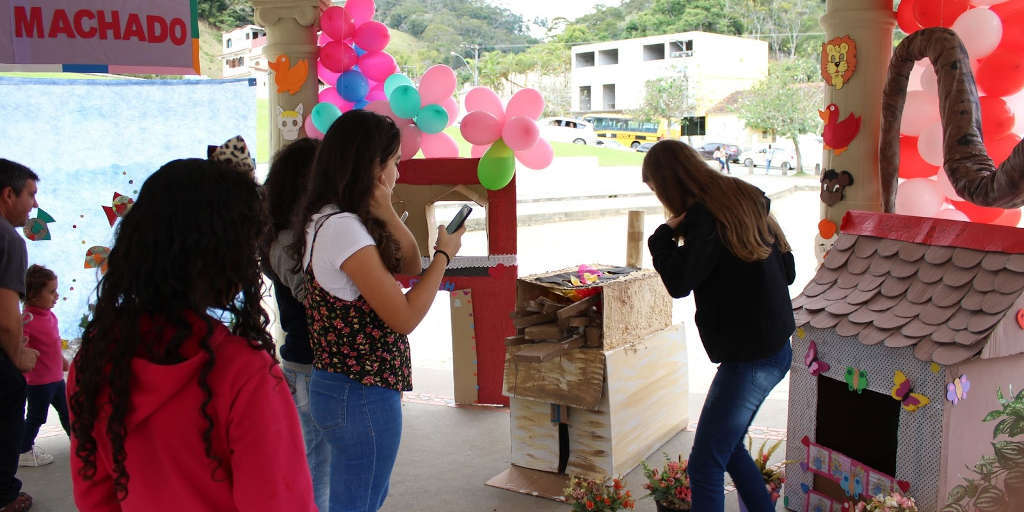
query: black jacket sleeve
783 251 796 285
647 205 720 299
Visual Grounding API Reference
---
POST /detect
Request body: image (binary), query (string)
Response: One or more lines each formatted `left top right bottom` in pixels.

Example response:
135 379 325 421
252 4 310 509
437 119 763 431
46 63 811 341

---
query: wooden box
508 324 689 479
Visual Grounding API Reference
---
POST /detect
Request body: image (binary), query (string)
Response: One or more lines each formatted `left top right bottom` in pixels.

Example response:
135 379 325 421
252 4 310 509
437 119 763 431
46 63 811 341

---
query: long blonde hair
642 140 791 262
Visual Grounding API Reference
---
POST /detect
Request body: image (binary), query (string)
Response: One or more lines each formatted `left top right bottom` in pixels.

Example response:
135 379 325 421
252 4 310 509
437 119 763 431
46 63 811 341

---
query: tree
635 74 697 138
196 0 252 30
734 59 823 172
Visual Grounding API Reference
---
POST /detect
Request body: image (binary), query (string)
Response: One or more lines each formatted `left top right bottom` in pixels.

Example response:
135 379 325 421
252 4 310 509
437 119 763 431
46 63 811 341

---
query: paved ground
16 158 818 511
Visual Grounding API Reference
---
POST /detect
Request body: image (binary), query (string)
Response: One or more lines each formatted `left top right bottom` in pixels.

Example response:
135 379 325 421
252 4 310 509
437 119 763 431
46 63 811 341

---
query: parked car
738 145 798 171
697 142 741 163
635 142 656 152
539 117 599 145
595 139 631 151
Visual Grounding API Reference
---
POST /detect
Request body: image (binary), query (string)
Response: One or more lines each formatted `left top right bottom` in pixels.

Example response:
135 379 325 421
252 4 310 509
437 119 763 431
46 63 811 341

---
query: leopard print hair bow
207 135 256 175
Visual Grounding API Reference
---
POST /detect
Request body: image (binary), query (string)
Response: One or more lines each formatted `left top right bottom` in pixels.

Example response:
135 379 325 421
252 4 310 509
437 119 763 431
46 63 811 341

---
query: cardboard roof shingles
792 211 1024 366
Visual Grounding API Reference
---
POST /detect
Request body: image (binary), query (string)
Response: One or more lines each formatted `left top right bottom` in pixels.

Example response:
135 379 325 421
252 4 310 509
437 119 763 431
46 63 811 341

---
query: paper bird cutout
102 193 134 226
23 208 55 241
84 246 110 274
947 374 970 405
891 370 930 411
845 366 868 394
805 340 830 376
268 55 309 95
819 103 861 156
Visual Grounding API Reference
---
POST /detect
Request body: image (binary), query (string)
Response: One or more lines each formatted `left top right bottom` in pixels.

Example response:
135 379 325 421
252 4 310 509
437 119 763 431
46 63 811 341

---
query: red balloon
991 2 1024 53
985 132 1022 165
979 96 1015 137
321 6 355 42
993 208 1022 227
898 135 940 178
319 41 357 73
976 47 1024 98
952 200 1004 223
897 0 922 34
913 0 970 28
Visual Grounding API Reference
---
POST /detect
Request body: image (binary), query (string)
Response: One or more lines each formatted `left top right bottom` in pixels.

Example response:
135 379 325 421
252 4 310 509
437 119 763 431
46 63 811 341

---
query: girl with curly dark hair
291 110 464 511
68 158 315 511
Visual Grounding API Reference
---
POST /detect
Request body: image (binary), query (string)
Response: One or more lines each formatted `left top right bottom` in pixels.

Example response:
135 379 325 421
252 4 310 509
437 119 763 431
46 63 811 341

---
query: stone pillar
251 0 320 157
819 0 895 224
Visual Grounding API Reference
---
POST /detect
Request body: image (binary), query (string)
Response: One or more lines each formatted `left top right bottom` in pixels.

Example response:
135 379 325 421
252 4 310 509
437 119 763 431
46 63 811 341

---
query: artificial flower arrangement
641 454 692 511
749 437 789 501
564 475 636 512
853 490 918 512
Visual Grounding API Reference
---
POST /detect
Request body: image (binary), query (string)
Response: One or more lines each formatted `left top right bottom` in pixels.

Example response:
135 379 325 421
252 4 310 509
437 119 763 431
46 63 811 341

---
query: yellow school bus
582 114 681 149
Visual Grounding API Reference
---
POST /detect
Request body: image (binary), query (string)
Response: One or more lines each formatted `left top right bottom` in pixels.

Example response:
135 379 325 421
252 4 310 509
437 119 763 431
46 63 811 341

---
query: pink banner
1 0 198 73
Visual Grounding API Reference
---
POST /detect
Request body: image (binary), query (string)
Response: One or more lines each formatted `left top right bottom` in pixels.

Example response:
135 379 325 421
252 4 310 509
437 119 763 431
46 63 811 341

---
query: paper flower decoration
364 65 460 161
459 87 553 190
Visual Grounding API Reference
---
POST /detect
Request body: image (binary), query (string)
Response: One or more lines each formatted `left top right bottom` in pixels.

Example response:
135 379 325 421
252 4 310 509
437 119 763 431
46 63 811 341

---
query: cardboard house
786 211 1024 512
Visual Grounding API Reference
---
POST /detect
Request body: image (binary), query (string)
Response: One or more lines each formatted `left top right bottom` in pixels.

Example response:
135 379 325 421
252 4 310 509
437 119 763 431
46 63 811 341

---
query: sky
489 0 621 36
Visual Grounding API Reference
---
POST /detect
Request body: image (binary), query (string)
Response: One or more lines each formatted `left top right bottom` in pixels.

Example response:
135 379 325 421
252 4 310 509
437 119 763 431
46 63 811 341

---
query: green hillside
198 20 224 78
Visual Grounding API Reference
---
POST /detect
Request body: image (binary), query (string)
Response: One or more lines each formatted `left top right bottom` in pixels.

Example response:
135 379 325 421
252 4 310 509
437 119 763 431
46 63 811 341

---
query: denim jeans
283 363 330 512
20 380 70 453
310 370 402 512
688 342 792 512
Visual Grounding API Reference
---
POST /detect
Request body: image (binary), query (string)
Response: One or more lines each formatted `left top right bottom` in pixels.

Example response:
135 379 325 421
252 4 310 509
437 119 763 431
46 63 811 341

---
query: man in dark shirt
0 159 40 512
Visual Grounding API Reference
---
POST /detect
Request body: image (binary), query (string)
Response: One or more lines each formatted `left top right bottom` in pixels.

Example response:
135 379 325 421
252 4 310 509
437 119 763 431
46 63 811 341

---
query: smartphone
446 204 472 234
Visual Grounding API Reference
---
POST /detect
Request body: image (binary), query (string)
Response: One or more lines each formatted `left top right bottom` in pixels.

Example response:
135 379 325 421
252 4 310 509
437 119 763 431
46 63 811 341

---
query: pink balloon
419 65 457 106
318 87 355 111
365 100 405 127
917 123 945 166
895 178 945 217
304 115 324 140
441 97 459 127
354 21 390 53
506 88 544 120
320 41 358 73
465 87 505 122
502 116 540 151
321 6 355 42
366 83 387 102
421 132 459 158
400 123 421 161
935 169 965 201
935 208 970 221
471 144 491 158
952 7 1003 59
919 62 938 94
317 60 341 87
515 139 554 170
318 31 333 46
345 0 376 26
908 60 927 91
901 90 940 136
460 111 503 145
358 51 397 82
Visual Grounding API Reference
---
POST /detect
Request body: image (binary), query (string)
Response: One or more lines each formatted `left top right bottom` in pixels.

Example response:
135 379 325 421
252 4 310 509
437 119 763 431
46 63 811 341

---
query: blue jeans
282 363 330 512
688 342 791 512
310 370 402 512
20 380 70 453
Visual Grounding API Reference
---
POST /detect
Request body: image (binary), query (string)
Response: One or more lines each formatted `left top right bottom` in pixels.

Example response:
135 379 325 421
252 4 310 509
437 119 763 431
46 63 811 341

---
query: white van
539 117 599 145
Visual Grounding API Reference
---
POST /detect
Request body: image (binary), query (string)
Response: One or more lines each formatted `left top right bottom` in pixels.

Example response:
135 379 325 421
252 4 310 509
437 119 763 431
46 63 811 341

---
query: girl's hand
666 211 687 230
369 182 397 221
433 225 464 261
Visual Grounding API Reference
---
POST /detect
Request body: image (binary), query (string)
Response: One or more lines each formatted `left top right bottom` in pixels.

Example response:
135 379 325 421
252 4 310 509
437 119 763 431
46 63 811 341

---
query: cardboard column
251 0 320 157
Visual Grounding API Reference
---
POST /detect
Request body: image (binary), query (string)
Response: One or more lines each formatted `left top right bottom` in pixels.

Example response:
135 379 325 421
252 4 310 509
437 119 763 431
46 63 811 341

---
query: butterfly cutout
947 374 970 405
845 366 868 394
805 340 830 376
891 370 930 411
23 208 55 241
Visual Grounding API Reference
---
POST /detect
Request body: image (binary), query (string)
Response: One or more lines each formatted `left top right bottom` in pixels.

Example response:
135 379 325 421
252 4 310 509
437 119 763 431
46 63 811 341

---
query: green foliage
634 74 695 129
196 0 253 30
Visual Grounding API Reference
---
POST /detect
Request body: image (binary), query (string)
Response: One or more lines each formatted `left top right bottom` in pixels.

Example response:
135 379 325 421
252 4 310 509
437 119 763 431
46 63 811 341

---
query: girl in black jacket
643 140 796 512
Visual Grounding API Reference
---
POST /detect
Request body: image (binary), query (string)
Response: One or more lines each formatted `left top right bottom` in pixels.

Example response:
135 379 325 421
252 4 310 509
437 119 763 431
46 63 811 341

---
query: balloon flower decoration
307 0 397 136
363 65 461 161
894 0 1024 226
459 87 553 190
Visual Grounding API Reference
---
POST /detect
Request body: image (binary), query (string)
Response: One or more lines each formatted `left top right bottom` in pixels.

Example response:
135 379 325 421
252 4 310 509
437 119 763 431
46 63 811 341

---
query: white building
570 31 769 116
220 25 269 96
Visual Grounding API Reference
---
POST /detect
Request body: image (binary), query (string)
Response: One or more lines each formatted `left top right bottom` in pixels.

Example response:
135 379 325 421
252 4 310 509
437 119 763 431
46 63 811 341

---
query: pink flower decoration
459 87 553 170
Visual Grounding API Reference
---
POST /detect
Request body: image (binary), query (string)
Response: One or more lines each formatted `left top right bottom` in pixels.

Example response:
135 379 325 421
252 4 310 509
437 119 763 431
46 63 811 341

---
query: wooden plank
556 294 599 321
524 322 562 340
514 342 566 362
568 316 590 328
601 270 672 350
503 345 605 409
450 289 479 404
509 397 560 473
585 327 603 348
504 335 529 346
514 312 555 329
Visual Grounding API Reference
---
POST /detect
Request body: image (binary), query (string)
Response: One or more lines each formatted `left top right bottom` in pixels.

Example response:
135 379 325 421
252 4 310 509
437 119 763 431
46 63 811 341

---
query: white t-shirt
302 206 375 301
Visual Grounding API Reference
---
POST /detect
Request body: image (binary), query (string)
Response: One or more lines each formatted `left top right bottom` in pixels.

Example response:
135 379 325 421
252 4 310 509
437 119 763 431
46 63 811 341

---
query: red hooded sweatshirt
68 313 316 511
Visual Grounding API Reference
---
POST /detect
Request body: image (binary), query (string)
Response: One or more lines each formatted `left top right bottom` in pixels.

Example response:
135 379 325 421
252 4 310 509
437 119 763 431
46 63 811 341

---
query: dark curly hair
25 264 57 301
69 158 274 500
261 138 319 265
290 110 402 274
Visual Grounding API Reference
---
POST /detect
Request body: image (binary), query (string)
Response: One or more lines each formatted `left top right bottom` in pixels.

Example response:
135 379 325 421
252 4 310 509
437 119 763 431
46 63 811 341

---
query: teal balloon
384 74 414 98
477 140 516 191
389 85 421 119
311 102 342 133
415 104 449 134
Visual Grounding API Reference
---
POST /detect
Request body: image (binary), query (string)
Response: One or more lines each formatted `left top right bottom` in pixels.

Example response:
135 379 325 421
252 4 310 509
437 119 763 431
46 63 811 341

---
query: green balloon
389 85 421 119
477 140 516 191
415 104 449 134
384 74 414 98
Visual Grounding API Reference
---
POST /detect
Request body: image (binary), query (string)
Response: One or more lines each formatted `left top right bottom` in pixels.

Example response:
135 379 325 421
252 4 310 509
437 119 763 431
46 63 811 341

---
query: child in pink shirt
19 264 69 467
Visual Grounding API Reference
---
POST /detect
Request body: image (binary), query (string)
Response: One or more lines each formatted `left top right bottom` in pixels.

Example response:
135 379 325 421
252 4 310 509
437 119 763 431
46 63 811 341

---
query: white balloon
901 90 941 136
968 0 1008 5
917 123 945 166
935 169 965 201
935 208 970 221
952 8 1003 60
896 178 946 217
919 62 938 94
908 60 928 92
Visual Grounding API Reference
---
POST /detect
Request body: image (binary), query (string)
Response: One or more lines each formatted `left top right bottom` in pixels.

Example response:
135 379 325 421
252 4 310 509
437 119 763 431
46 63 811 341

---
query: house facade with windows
569 31 769 119
220 25 269 96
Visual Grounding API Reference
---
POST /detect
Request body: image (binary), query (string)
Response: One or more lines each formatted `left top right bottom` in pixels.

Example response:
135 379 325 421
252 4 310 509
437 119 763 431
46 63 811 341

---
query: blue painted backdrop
0 77 257 339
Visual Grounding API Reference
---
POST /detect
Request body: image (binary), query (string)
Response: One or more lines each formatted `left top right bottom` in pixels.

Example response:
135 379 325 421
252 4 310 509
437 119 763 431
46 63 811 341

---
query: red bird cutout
819 103 861 156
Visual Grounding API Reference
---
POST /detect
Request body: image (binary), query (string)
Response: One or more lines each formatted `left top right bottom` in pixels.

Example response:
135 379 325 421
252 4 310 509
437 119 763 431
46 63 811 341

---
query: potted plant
641 454 692 511
852 490 918 511
564 475 635 512
738 437 791 512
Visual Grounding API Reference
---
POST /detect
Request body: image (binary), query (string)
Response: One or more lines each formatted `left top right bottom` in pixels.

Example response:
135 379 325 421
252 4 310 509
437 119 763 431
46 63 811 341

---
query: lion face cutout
821 36 857 90
821 169 855 206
